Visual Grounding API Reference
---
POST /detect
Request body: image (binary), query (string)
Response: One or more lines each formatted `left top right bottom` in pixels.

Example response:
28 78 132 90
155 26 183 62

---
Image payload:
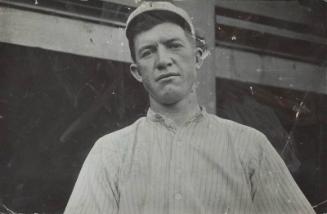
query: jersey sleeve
249 132 315 214
64 137 120 214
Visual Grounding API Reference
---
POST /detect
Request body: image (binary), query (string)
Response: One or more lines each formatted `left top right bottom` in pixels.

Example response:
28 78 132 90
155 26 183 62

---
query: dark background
0 0 326 213
0 42 326 213
216 78 327 213
0 42 148 213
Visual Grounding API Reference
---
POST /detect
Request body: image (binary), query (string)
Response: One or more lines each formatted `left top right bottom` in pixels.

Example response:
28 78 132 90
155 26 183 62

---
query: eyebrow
164 38 183 45
138 37 184 52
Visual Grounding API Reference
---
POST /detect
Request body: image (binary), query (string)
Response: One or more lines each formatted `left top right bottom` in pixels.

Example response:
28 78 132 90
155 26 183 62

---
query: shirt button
175 193 182 200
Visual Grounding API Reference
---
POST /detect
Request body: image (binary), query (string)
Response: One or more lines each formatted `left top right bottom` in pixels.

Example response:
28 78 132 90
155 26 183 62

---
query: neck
149 91 200 127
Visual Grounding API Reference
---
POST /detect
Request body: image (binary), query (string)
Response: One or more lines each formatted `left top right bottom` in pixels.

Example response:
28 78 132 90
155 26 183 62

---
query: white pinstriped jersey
65 108 315 214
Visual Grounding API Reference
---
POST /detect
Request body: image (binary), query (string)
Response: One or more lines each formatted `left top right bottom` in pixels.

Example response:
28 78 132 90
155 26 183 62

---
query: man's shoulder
206 114 270 159
206 113 265 138
95 117 147 149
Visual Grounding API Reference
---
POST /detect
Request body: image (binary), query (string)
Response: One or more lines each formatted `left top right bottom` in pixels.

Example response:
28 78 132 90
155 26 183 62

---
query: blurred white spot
121 42 124 47
201 50 211 60
249 86 254 95
292 101 309 117
112 91 116 95
34 0 38 5
296 110 300 118
231 35 237 41
0 115 3 119
289 83 294 87
256 68 262 73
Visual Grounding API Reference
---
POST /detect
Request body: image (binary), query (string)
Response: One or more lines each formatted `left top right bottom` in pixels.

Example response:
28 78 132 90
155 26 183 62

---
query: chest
116 125 253 213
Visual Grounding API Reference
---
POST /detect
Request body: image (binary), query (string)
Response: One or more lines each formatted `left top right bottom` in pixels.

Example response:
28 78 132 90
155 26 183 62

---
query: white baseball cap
125 1 195 38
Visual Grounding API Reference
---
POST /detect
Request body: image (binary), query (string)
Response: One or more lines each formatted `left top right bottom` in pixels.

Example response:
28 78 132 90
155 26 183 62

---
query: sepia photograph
0 0 326 213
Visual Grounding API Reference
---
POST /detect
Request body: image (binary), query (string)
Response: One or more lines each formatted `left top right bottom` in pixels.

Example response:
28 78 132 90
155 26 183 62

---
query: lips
156 73 181 81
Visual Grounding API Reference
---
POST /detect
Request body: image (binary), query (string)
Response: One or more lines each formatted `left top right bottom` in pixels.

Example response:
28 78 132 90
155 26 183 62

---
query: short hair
126 10 193 62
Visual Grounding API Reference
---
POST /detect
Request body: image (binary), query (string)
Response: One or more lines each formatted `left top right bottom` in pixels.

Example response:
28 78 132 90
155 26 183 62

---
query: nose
156 45 172 70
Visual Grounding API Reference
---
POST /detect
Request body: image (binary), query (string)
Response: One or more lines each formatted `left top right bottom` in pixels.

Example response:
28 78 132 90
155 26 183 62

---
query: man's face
130 22 202 105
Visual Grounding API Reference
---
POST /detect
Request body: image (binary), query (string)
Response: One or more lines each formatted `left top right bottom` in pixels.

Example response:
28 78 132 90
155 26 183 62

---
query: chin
158 91 186 105
160 98 180 105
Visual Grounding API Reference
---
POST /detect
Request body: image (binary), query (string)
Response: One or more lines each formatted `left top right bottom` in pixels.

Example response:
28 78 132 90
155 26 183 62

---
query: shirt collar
146 106 207 129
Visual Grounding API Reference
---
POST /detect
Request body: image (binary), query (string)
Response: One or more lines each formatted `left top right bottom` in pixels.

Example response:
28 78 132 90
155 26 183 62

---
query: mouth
156 73 181 81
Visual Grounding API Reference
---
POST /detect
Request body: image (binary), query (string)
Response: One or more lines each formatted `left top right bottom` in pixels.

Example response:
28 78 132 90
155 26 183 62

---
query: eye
139 46 157 59
168 42 183 49
140 49 153 58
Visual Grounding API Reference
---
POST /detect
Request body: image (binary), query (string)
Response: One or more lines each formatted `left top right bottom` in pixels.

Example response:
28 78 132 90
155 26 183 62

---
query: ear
130 63 143 83
194 47 204 70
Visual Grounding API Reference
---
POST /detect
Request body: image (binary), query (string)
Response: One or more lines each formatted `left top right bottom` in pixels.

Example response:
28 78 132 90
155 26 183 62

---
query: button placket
169 128 185 205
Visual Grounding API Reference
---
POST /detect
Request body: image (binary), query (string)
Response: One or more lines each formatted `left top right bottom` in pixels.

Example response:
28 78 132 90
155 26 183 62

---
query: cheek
184 67 198 89
137 61 155 77
138 70 155 91
178 53 197 71
138 58 155 68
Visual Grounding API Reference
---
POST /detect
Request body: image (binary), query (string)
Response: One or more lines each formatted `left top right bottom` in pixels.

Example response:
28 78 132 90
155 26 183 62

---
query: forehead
133 22 192 47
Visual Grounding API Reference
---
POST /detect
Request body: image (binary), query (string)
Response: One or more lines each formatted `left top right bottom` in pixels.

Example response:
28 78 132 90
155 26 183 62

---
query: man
64 1 315 213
